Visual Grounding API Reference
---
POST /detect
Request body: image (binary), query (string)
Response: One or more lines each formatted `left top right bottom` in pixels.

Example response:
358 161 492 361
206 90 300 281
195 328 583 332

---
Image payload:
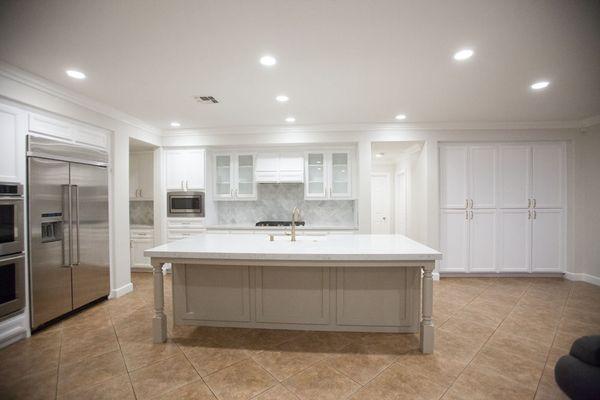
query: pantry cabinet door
469 145 497 209
129 154 139 199
469 210 496 272
531 143 563 209
531 209 563 272
497 209 531 272
498 145 531 208
439 210 469 272
136 152 155 200
440 145 468 209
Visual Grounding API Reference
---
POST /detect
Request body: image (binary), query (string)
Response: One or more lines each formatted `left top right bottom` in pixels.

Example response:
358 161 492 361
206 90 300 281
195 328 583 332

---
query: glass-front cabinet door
305 153 326 198
330 152 351 198
235 154 256 199
214 154 233 199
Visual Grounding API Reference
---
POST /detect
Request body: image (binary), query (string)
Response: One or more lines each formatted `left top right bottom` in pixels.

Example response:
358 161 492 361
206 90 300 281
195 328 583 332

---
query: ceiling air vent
194 96 219 104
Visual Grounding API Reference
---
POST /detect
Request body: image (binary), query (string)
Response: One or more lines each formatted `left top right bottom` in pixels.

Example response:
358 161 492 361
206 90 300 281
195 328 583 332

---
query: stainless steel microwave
167 191 205 217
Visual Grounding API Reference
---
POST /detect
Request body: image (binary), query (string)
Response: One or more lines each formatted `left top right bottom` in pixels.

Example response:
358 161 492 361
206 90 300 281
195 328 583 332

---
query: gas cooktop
255 220 306 227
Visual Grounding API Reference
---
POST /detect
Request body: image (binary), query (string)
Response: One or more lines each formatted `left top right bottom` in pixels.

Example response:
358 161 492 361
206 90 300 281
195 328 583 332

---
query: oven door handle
0 254 25 265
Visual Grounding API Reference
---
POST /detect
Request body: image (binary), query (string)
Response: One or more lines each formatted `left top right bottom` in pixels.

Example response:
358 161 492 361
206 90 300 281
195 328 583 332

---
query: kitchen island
145 233 442 353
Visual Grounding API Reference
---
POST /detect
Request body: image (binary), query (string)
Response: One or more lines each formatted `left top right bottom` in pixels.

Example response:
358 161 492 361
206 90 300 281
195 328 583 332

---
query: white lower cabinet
130 229 154 269
469 210 496 272
498 209 531 272
531 209 563 272
439 210 469 272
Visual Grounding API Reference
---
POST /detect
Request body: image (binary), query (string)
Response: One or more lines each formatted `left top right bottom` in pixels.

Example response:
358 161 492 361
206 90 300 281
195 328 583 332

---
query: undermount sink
268 234 327 242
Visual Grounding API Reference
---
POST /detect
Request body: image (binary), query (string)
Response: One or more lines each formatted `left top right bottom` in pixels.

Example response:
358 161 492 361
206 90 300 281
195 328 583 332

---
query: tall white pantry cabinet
439 142 565 273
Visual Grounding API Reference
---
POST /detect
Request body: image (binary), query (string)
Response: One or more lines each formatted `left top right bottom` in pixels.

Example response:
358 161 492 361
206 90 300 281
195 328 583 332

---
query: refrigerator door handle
73 185 80 266
67 183 73 267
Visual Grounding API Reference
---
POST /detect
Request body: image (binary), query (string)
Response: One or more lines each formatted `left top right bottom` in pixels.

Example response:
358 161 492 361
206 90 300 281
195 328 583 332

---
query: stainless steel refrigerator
27 135 109 329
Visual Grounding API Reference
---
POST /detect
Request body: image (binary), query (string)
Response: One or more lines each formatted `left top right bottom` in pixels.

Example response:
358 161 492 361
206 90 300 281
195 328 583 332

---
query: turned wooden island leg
420 263 434 353
152 261 167 343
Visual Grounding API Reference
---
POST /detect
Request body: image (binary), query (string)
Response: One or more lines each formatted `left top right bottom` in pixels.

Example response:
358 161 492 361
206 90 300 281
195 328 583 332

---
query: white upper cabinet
165 149 205 191
0 103 25 182
439 146 468 208
532 143 564 209
130 152 154 200
214 152 256 201
255 153 303 183
28 113 108 149
469 146 496 209
305 151 352 200
499 145 531 208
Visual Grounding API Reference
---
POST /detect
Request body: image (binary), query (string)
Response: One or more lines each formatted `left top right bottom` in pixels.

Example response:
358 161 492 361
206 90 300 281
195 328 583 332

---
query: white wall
572 124 600 282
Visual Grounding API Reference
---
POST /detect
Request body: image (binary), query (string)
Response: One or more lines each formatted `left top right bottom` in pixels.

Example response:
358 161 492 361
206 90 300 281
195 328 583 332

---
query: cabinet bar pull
528 199 531 208
528 210 531 219
533 198 536 208
465 211 469 220
470 199 473 209
465 199 468 208
470 211 473 220
533 210 537 219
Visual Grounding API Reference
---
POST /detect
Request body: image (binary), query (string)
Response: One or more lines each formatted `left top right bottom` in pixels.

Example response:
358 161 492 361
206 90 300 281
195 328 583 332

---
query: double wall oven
0 182 25 320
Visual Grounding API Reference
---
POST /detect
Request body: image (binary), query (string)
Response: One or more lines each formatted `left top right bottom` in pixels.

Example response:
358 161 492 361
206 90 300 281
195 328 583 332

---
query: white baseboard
109 282 134 299
433 272 440 281
565 272 600 287
0 313 28 349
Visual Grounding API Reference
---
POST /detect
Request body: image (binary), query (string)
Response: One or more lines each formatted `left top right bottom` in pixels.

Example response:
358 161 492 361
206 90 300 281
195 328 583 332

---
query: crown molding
580 114 600 128
163 119 582 137
0 61 160 134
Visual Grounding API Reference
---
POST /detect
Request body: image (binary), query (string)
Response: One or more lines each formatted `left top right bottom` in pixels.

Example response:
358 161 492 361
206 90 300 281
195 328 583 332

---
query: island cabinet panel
179 265 251 323
336 268 419 328
255 267 330 325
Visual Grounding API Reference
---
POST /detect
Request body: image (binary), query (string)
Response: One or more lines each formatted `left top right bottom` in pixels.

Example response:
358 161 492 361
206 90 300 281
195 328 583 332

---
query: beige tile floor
1 273 599 400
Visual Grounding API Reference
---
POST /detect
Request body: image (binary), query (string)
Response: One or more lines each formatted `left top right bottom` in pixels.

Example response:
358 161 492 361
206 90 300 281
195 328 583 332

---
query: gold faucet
291 207 301 241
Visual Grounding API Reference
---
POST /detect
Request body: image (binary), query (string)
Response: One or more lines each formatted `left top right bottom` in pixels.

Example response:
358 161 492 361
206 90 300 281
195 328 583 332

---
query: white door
371 174 391 234
439 210 469 272
497 209 531 272
214 154 233 199
165 151 186 190
468 210 496 272
330 152 351 198
498 145 531 208
305 153 327 199
235 154 256 199
395 171 407 235
185 149 205 190
531 209 563 272
469 145 496 209
532 143 563 209
440 145 468 209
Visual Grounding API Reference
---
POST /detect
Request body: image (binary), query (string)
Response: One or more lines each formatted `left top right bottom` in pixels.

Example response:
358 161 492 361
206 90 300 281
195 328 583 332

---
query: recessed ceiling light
395 114 407 120
66 69 86 80
285 117 296 123
170 121 181 127
260 55 277 66
375 153 385 158
530 80 550 90
453 49 474 61
276 95 289 103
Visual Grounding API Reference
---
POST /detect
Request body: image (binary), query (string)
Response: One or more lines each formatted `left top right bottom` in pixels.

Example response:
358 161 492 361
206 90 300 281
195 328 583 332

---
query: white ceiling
1 0 599 131
372 141 423 164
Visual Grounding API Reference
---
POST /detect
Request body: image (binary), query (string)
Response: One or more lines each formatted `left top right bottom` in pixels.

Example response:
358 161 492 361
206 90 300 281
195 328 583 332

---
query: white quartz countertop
145 233 442 261
206 225 358 231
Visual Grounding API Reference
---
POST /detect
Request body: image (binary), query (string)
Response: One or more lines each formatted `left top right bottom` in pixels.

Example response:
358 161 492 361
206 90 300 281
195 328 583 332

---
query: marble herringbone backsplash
216 183 356 226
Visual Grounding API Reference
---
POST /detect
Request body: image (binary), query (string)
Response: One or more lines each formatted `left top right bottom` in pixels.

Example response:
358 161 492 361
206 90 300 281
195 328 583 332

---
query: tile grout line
54 327 64 400
532 281 573 399
437 280 533 399
175 340 222 400
109 305 140 400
